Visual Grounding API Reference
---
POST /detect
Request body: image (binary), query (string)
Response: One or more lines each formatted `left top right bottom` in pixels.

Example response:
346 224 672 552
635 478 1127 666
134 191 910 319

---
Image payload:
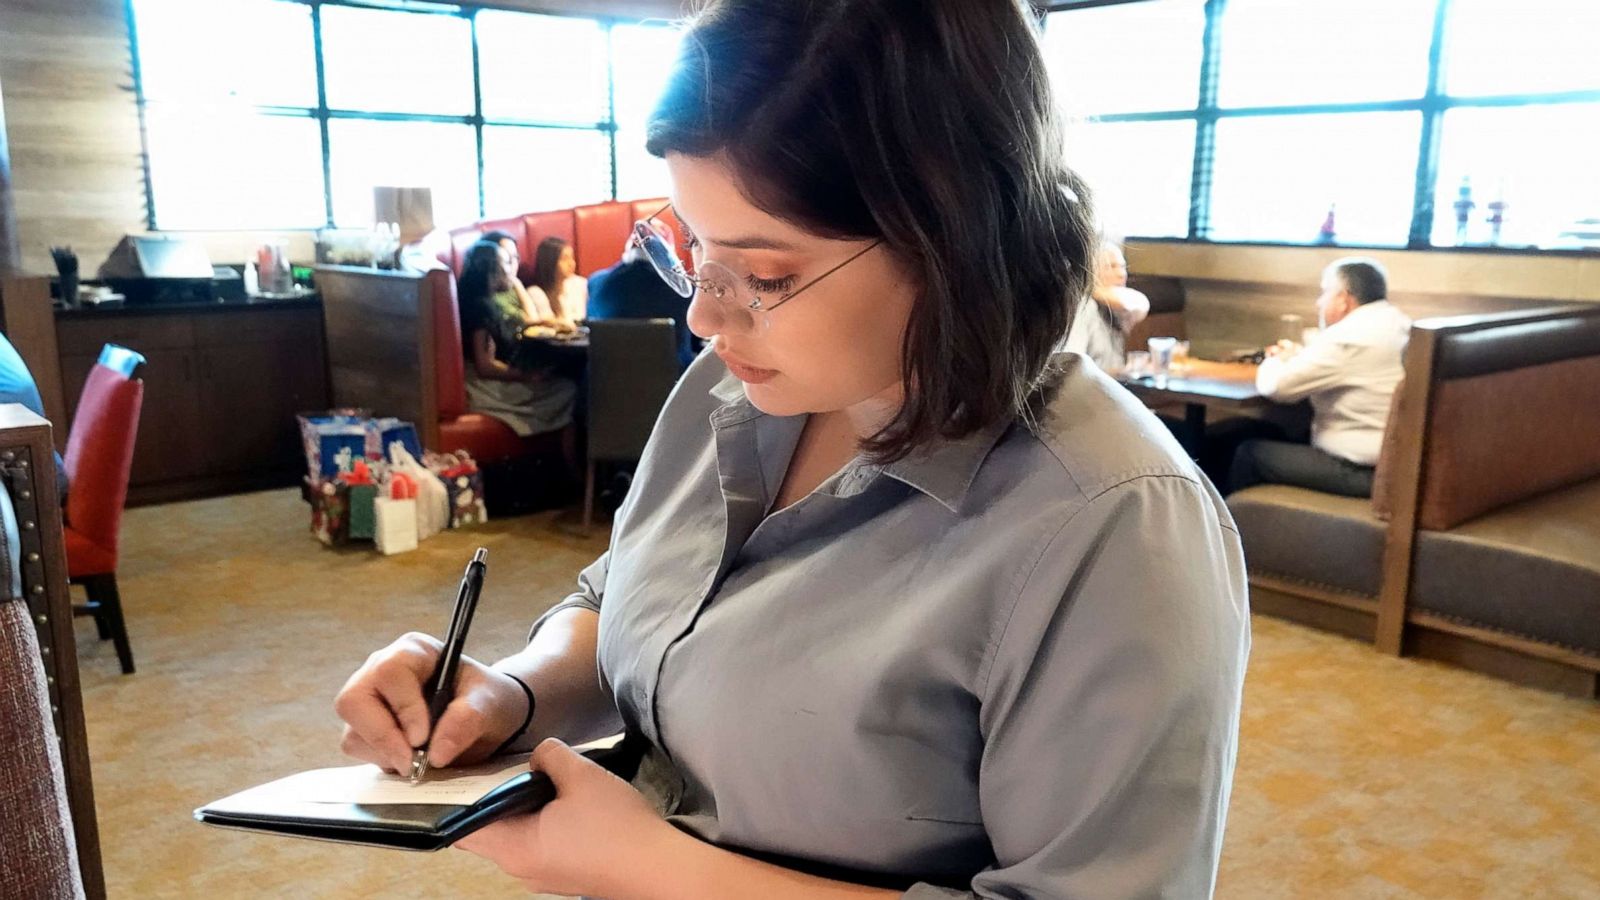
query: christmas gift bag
374 474 419 555
307 477 350 546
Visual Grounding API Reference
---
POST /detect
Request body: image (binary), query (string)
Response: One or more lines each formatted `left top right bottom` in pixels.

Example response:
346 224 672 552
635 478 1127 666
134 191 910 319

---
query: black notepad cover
195 742 637 852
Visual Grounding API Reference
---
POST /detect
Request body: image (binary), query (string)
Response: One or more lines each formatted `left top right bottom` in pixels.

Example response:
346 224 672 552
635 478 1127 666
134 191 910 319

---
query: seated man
1058 237 1149 372
586 220 699 371
1229 257 1410 498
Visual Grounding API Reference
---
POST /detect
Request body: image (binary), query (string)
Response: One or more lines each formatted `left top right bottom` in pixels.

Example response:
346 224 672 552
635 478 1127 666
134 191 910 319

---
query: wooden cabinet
55 302 329 505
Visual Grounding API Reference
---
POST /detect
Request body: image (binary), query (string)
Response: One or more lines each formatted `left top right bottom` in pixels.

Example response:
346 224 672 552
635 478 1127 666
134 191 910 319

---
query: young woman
456 240 579 444
337 2 1249 897
528 236 588 328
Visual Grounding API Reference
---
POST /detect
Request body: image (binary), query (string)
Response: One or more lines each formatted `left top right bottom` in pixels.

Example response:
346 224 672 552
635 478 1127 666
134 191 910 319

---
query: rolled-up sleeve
526 550 608 643
904 474 1250 899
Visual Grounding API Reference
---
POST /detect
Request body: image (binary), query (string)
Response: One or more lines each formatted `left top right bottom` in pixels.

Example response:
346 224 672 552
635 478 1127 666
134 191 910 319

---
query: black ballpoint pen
410 547 489 784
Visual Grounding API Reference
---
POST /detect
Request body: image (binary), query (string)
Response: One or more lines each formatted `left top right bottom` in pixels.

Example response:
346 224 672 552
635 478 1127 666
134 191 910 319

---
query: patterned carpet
70 488 1599 898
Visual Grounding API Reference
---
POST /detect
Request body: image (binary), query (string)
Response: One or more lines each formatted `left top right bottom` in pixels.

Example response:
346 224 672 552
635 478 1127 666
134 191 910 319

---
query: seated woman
481 230 573 335
456 240 579 468
1058 237 1150 372
527 237 588 330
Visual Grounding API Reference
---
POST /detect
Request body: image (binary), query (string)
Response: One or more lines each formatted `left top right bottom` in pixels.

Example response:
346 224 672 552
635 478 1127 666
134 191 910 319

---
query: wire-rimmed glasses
630 210 881 320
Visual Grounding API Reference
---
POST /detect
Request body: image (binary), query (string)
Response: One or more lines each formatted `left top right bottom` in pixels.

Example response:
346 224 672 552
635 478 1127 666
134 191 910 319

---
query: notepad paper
233 756 531 807
224 735 625 808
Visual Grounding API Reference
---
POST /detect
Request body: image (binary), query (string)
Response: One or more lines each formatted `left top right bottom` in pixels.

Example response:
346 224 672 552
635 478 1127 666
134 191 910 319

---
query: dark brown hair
530 236 571 318
647 0 1096 462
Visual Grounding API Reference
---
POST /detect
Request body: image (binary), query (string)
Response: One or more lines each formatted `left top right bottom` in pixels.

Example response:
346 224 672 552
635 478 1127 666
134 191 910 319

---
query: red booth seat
429 199 689 463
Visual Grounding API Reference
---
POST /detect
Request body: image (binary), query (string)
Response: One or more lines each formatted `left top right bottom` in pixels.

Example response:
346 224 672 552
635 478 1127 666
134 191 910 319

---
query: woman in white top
528 236 588 329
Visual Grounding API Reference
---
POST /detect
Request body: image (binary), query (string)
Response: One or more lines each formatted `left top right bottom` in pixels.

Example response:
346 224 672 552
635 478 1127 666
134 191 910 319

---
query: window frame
1044 0 1600 255
126 0 674 232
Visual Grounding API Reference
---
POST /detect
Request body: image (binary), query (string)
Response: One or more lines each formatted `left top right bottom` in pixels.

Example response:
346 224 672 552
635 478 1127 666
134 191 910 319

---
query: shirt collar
706 368 1012 514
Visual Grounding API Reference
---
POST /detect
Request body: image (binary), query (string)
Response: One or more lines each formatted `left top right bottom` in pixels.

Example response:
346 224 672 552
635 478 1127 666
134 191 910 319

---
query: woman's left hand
454 739 673 898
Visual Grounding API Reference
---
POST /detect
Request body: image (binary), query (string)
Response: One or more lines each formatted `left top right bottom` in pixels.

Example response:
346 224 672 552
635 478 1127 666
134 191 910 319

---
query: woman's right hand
334 632 530 773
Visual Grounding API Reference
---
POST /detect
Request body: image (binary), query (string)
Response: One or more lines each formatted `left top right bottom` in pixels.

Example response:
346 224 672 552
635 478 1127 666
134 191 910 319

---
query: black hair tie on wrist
492 672 536 757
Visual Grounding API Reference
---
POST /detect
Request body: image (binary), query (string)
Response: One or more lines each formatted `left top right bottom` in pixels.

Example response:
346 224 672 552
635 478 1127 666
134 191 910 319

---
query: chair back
0 485 85 897
587 319 680 463
1396 306 1600 531
63 347 144 564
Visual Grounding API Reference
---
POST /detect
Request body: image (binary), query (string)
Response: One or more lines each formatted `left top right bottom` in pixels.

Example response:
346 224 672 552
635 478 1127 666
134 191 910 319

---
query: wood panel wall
0 0 146 278
0 83 20 273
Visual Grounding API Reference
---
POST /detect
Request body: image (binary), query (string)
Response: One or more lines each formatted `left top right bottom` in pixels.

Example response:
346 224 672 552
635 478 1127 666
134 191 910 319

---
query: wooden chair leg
581 458 596 533
84 573 135 675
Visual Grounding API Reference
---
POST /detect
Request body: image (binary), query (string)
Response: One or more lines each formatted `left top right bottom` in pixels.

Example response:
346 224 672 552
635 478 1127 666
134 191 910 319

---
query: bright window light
482 126 611 216
132 0 317 107
1430 104 1600 250
1444 0 1600 97
1217 0 1435 107
144 108 325 230
1041 0 1205 116
1067 119 1196 239
321 6 474 116
327 119 478 228
1210 112 1422 246
478 11 609 124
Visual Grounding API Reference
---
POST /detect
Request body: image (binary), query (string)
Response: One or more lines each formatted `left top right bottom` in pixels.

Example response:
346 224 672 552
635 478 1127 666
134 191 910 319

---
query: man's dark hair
646 0 1096 463
1333 258 1388 304
481 229 517 247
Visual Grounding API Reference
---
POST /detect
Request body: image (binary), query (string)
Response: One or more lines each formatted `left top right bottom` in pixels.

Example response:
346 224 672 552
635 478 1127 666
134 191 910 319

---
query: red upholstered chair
64 346 145 675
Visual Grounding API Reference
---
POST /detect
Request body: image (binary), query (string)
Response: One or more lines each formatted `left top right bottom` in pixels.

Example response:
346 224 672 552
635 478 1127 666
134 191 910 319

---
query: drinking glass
1148 336 1178 388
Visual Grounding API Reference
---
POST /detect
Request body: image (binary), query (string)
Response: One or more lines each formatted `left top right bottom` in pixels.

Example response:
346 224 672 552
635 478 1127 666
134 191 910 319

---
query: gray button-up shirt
532 351 1250 898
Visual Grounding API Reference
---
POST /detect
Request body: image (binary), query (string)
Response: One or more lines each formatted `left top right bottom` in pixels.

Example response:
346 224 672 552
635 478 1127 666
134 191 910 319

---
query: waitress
335 1 1249 896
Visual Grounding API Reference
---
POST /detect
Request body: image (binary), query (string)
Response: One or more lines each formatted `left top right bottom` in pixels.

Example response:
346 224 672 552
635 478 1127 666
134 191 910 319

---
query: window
130 1 686 231
327 119 478 229
145 108 325 230
482 127 612 216
1216 0 1434 108
1210 112 1422 246
1041 0 1204 116
1430 105 1600 249
1067 120 1195 239
1040 0 1600 251
320 6 474 116
1444 0 1600 97
611 22 684 201
478 12 609 125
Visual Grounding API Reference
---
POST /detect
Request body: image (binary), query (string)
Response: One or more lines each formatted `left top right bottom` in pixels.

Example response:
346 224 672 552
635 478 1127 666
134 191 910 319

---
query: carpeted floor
72 488 1599 899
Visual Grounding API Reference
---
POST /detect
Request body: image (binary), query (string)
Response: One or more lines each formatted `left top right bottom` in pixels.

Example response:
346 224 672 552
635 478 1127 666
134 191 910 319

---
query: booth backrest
442 198 679 280
1412 307 1600 531
426 268 466 423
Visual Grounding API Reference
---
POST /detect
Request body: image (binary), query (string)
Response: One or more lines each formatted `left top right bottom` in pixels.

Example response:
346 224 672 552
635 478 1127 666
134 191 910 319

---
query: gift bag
426 451 487 528
297 409 370 479
374 474 419 555
366 418 422 464
343 459 380 540
307 477 350 546
390 443 449 540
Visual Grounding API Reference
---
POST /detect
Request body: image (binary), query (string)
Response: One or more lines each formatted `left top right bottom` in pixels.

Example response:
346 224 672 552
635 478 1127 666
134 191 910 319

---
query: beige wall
0 0 685 276
1127 240 1600 358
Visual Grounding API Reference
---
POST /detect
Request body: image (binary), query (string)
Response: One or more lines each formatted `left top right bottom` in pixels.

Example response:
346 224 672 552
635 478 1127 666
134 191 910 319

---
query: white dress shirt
1255 300 1412 465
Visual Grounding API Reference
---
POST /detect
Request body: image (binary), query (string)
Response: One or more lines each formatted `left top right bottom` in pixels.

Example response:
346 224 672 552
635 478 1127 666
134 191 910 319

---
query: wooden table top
1118 359 1266 410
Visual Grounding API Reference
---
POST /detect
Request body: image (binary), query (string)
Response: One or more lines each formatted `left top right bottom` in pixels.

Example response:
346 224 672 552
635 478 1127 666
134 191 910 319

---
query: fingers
530 738 588 786
333 633 442 772
425 692 493 769
339 726 397 773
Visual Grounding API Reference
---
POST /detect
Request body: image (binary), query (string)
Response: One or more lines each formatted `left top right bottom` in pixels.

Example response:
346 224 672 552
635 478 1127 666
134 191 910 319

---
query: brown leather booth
1229 305 1600 698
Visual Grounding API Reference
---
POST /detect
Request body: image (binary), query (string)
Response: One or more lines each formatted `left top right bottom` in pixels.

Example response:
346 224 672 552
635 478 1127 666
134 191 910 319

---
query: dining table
1116 359 1266 451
